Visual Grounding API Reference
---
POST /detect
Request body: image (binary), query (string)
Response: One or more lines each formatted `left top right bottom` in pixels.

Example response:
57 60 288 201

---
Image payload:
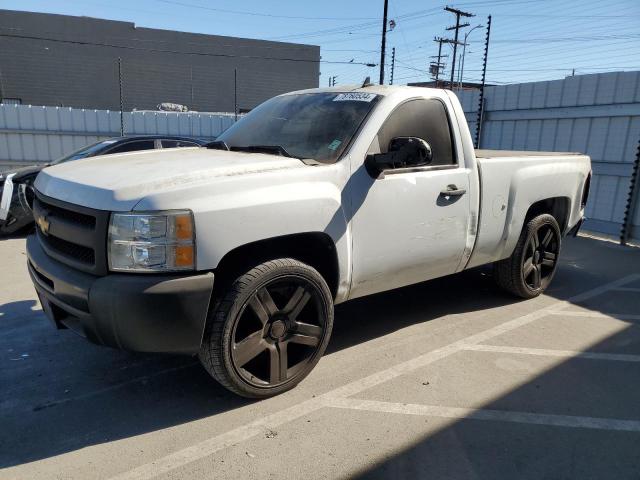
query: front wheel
199 258 334 398
494 213 562 299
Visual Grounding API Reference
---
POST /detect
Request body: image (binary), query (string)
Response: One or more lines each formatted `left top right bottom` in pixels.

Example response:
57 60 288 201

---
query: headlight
108 210 195 272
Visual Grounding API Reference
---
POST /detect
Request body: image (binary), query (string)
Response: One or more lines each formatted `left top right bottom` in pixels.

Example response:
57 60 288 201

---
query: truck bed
467 151 591 270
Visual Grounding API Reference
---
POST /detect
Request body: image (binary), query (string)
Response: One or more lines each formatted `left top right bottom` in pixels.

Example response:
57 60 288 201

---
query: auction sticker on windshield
333 93 376 102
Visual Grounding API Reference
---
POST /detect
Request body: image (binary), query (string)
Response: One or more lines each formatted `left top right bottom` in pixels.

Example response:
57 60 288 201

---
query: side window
376 99 455 166
161 140 178 148
162 140 199 148
107 140 155 154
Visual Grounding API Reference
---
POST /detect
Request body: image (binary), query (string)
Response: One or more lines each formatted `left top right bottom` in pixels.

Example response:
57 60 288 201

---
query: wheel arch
524 196 571 233
497 196 571 263
213 232 340 300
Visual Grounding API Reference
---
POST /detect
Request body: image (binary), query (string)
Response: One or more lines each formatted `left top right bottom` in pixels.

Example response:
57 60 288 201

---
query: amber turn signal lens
174 245 194 267
175 214 194 241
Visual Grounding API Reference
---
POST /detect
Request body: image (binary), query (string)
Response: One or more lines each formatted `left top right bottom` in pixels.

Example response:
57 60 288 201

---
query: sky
2 0 639 87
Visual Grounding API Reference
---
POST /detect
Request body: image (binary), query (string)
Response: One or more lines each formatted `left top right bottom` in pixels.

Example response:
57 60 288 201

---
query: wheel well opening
214 233 340 299
525 197 570 232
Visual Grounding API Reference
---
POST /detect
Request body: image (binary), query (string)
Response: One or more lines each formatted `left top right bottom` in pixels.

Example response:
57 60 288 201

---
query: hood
35 147 303 211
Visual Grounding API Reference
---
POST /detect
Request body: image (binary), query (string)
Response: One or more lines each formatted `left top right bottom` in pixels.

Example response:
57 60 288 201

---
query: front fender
134 166 352 302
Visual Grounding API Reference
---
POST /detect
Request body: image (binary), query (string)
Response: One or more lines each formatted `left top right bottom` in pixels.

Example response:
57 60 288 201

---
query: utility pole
434 37 467 87
445 6 474 89
190 65 194 108
430 37 450 87
234 68 238 121
474 15 492 148
390 47 396 85
379 0 389 85
0 62 5 102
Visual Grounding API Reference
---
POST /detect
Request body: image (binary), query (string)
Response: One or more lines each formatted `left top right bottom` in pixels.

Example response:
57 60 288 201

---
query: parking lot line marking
612 287 640 293
462 344 640 362
548 311 640 321
109 274 640 480
328 397 640 433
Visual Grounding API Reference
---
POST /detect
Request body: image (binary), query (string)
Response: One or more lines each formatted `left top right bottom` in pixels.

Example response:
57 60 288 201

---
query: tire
199 258 334 398
494 213 562 299
0 215 30 236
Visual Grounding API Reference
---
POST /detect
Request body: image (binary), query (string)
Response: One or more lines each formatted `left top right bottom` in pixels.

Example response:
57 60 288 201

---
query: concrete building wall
0 9 320 112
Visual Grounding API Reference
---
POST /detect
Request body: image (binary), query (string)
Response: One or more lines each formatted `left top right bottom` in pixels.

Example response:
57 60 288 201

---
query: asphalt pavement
1 233 639 479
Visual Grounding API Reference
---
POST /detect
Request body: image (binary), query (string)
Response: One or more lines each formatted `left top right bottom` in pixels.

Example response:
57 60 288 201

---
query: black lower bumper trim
27 235 214 354
568 217 585 237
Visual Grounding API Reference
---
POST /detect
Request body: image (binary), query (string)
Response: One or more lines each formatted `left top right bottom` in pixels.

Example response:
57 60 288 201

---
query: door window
375 99 455 166
107 140 156 154
161 140 200 148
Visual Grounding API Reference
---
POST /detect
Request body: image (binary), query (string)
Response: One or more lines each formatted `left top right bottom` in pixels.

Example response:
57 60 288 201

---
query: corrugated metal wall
0 104 236 170
3 72 639 242
456 71 640 242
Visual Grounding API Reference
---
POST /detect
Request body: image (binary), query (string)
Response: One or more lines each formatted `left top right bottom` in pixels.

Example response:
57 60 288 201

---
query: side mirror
365 137 432 178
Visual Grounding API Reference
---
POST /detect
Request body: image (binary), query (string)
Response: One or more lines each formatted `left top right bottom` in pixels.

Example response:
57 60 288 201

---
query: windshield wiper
231 145 295 158
205 140 230 151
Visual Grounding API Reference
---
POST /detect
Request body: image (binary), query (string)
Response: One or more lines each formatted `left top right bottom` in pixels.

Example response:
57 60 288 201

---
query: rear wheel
494 213 561 298
199 258 333 398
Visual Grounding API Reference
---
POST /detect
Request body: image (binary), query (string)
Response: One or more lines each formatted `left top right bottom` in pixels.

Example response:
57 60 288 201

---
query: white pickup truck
27 85 591 398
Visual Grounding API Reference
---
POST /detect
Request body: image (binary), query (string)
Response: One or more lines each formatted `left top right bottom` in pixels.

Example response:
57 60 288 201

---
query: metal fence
2 72 639 242
0 104 236 170
456 71 640 243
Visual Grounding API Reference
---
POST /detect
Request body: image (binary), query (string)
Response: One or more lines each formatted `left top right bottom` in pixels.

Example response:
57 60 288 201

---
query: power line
155 0 378 20
269 7 442 41
490 33 640 43
481 13 640 18
393 17 640 63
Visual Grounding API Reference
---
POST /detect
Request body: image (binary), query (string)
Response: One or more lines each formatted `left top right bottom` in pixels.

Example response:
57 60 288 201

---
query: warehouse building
0 9 320 112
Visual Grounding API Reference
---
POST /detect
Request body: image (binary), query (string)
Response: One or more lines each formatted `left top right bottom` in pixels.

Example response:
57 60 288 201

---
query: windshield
216 92 379 163
52 139 118 164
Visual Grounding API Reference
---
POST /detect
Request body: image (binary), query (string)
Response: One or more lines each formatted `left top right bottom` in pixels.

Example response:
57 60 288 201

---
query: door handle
440 184 467 197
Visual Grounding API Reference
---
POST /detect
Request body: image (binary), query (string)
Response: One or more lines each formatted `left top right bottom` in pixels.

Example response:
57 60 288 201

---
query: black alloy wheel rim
230 276 326 389
522 223 560 290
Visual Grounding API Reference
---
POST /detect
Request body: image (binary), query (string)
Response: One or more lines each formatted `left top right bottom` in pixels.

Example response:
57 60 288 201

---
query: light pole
379 0 389 85
459 24 483 90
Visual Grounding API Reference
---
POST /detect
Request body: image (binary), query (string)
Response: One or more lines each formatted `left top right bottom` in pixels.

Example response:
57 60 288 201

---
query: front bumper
26 235 214 354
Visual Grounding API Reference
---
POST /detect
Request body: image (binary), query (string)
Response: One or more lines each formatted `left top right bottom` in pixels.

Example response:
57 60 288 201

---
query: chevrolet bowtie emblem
36 213 50 236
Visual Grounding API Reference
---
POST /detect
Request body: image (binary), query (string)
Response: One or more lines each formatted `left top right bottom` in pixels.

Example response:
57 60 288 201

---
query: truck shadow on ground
0 231 31 242
0 299 41 322
1 265 516 468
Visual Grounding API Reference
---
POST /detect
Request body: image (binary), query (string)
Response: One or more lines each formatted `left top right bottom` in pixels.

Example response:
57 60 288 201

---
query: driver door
348 98 471 299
